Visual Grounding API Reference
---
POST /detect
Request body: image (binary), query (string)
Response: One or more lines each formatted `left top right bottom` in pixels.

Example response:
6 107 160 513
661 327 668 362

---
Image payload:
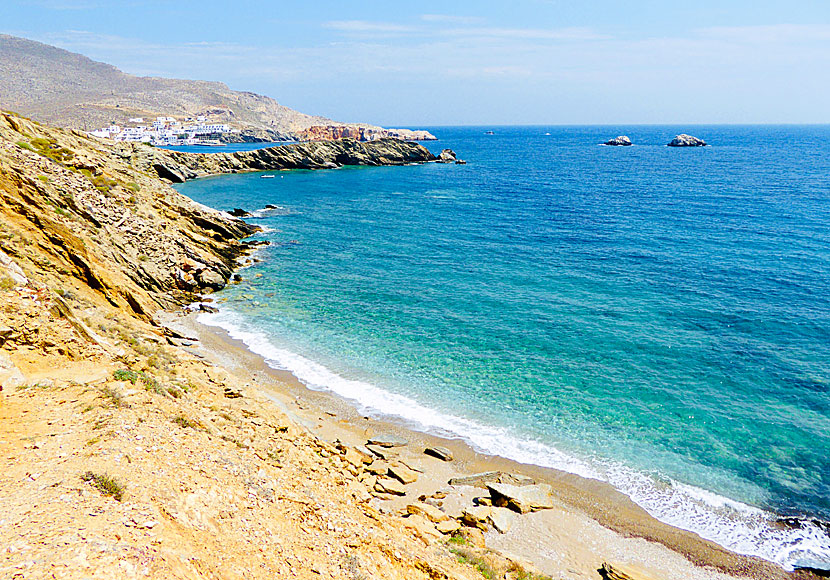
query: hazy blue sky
4 1 830 125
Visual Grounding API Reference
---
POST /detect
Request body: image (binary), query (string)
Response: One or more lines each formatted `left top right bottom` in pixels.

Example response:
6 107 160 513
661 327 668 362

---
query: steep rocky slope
0 112 261 317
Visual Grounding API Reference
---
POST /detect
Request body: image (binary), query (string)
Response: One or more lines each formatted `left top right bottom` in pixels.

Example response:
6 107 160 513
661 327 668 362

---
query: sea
173 126 830 570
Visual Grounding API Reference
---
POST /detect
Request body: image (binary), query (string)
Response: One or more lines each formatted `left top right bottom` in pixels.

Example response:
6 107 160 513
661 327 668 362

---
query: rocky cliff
297 125 437 142
0 111 260 317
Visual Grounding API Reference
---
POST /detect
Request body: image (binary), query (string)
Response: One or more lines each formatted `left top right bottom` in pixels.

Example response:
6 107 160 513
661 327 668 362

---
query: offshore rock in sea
604 135 633 146
436 149 457 163
667 134 707 147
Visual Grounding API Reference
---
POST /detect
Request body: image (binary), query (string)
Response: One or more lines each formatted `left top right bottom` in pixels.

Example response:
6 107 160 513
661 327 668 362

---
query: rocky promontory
667 134 707 147
118 138 436 183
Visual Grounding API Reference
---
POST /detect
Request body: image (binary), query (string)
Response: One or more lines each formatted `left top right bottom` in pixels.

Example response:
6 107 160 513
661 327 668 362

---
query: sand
165 308 801 580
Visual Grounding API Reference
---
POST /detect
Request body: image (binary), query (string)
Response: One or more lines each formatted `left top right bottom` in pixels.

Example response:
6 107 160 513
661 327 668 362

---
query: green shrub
172 415 204 430
113 369 140 384
81 471 124 501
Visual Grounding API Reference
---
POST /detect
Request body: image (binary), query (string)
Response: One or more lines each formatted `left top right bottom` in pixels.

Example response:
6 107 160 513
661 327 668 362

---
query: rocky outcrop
117 138 435 182
0 112 260 317
667 134 707 147
436 149 457 163
604 135 633 146
297 125 437 142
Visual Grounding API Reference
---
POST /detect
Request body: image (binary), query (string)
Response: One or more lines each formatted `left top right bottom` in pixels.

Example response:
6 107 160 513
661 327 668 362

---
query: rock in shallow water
667 134 707 147
436 149 457 163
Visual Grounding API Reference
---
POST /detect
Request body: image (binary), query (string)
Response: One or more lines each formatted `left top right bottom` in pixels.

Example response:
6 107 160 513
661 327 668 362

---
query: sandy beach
165 308 800 580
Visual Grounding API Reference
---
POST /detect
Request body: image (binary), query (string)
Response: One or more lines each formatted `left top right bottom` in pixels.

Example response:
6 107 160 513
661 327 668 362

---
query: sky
3 0 830 125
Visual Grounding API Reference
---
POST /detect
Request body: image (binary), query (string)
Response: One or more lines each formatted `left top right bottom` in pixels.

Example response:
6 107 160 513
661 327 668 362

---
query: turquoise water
159 141 291 154
177 126 830 568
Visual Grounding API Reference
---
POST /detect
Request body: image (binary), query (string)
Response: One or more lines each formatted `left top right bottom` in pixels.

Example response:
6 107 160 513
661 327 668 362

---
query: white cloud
695 24 830 43
420 14 484 25
440 26 608 41
322 20 415 34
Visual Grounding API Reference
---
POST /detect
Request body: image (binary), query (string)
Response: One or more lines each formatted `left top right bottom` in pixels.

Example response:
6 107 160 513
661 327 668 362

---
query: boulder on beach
367 434 408 448
388 463 418 485
424 446 454 462
448 471 535 488
487 482 555 513
667 134 707 147
603 136 633 146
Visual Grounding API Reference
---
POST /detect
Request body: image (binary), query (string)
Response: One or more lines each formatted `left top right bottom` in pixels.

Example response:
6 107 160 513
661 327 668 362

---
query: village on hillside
89 115 234 146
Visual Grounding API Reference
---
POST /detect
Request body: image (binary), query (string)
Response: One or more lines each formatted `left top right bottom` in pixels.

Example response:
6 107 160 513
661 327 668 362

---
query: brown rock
388 463 418 485
406 503 449 523
600 561 660 580
374 478 406 496
424 446 453 462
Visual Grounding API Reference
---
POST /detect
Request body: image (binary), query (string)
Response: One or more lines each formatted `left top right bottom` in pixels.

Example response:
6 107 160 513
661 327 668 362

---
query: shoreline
163 307 799 580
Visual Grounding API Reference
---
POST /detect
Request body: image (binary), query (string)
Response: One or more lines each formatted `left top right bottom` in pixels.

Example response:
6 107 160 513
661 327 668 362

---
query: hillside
0 112 485 579
0 34 333 140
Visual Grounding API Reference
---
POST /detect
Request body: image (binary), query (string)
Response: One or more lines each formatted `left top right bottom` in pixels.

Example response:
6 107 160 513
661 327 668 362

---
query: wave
198 308 830 570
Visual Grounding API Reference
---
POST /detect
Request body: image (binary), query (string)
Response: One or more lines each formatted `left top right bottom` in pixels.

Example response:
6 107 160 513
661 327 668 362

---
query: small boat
484 131 495 135
260 174 275 179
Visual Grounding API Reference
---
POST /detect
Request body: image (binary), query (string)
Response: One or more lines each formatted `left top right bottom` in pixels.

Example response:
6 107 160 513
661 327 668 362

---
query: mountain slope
0 34 332 138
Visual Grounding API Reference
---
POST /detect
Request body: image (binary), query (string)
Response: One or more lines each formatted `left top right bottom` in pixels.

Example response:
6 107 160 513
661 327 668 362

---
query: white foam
198 308 830 570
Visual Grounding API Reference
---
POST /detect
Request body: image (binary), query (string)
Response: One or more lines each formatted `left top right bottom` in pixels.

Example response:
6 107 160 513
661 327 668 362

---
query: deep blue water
177 126 830 568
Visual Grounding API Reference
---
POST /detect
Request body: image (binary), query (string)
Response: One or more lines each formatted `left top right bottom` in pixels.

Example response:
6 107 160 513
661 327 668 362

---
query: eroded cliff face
0 112 260 317
297 125 437 142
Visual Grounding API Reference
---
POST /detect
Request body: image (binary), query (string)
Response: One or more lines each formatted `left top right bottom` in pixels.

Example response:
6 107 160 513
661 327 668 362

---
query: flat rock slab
375 477 406 496
388 463 418 485
367 435 408 448
343 447 365 468
365 461 390 476
448 471 501 487
448 471 535 488
487 482 554 514
436 519 461 534
488 507 517 534
407 503 449 523
424 446 454 462
365 444 397 461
